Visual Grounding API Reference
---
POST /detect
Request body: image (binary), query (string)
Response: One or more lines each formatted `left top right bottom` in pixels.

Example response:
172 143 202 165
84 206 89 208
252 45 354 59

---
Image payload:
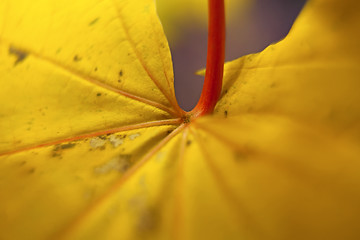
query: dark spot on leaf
224 89 228 94
182 115 191 124
118 79 121 83
118 155 132 173
28 168 36 174
73 55 82 62
53 144 61 151
186 140 192 146
88 17 100 26
234 151 248 162
270 82 277 88
234 145 254 162
52 142 75 157
166 130 173 135
224 110 228 118
97 93 102 97
98 135 107 140
119 70 123 76
94 67 98 71
19 161 27 166
56 48 62 54
100 145 106 150
60 143 76 149
9 46 28 66
137 207 159 233
52 151 60 157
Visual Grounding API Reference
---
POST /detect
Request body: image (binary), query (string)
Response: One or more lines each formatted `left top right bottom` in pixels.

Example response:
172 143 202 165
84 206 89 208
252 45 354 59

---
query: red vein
112 0 181 115
172 127 189 240
54 123 187 240
1 40 178 117
0 118 182 156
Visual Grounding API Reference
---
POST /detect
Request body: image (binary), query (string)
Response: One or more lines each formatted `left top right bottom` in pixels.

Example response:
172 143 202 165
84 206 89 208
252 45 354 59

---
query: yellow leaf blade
0 0 178 109
193 114 360 239
0 124 180 240
0 0 183 153
217 0 360 141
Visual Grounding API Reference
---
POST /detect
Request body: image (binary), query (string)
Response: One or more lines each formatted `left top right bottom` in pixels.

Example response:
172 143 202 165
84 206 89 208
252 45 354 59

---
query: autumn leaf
1 0 360 240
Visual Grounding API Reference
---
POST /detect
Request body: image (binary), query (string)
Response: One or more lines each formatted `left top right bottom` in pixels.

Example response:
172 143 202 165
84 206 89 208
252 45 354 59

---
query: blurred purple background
168 0 307 111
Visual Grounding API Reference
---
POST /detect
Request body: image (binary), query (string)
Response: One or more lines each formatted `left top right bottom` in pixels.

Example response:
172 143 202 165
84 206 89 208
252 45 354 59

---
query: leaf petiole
189 0 225 118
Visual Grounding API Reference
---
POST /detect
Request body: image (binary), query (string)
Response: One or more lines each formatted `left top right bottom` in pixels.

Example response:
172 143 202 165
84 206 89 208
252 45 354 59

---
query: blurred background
156 0 307 111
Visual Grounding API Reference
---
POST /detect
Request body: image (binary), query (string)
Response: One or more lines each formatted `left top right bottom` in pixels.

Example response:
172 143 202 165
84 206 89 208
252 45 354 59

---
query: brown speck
270 82 277 88
137 208 159 233
9 46 28 66
118 79 121 83
89 17 99 26
28 168 36 174
73 55 82 62
182 115 191 124
94 67 98 71
224 110 228 118
52 152 61 158
186 140 192 146
119 70 123 76
52 143 75 157
60 143 76 149
234 149 250 162
96 93 102 96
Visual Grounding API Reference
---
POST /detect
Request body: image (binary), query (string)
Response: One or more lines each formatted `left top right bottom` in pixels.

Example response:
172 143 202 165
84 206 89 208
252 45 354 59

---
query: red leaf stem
190 0 225 118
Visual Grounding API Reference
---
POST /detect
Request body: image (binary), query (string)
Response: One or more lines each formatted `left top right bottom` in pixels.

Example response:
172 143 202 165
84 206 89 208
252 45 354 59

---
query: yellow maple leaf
0 0 360 239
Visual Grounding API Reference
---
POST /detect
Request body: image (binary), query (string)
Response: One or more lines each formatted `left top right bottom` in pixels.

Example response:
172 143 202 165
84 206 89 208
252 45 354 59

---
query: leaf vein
54 123 187 240
111 0 181 114
1 40 178 116
0 118 182 156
